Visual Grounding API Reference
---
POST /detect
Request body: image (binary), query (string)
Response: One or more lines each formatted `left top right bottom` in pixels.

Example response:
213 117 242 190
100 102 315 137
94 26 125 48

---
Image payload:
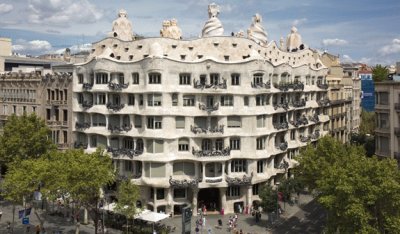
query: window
220 95 234 106
257 160 264 173
290 130 295 140
128 94 135 106
231 160 247 172
134 115 142 128
46 109 51 120
252 184 259 195
183 95 195 106
63 110 68 121
147 140 164 153
179 73 191 85
256 95 267 106
125 161 133 171
95 73 108 84
147 116 162 129
148 93 162 106
253 73 263 84
173 162 195 176
32 106 36 113
78 74 84 84
139 94 143 106
174 188 186 199
230 138 240 150
13 105 16 114
227 116 241 128
210 73 220 85
178 138 189 151
200 75 207 85
172 93 178 106
148 72 161 84
176 116 185 129
231 74 240 85
215 139 223 150
22 106 26 113
226 186 240 197
96 93 106 105
256 115 266 128
201 139 211 151
244 96 249 106
256 137 265 150
132 73 139 84
157 188 165 200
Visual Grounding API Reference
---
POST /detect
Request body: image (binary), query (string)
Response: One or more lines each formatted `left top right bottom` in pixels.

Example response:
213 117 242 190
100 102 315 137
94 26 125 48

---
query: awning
135 210 169 223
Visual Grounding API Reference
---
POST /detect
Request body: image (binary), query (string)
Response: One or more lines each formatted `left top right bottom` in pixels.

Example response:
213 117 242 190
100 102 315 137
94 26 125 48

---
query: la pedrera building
73 4 330 215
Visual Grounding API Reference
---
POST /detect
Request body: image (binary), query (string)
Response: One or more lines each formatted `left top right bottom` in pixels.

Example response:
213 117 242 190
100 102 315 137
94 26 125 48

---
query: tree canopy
372 64 389 82
0 113 56 168
359 110 375 136
259 184 278 213
296 136 400 233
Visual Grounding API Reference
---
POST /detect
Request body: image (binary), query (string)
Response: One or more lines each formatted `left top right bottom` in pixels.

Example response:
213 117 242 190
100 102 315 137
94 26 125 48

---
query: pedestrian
0 209 2 221
239 229 244 234
35 224 41 234
7 221 11 234
26 225 31 233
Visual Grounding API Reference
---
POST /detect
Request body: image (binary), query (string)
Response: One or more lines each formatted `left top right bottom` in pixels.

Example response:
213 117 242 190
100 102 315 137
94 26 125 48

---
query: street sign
22 217 29 225
181 206 192 234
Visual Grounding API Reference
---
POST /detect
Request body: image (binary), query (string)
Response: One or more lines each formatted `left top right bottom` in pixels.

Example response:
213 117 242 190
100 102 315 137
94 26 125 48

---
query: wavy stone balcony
275 142 288 151
290 99 306 108
299 135 310 143
199 103 219 113
273 102 289 111
226 173 253 186
74 142 88 149
169 176 199 188
191 147 230 157
106 103 125 112
108 124 132 133
106 147 143 157
317 83 329 89
81 101 93 109
190 125 224 134
274 160 289 170
317 99 331 107
308 114 320 123
251 81 270 89
273 122 289 130
108 82 129 91
289 116 308 127
193 79 227 90
75 122 90 130
82 83 93 90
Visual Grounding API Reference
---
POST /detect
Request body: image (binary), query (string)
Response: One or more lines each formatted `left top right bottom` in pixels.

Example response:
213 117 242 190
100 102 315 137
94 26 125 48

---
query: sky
0 0 399 65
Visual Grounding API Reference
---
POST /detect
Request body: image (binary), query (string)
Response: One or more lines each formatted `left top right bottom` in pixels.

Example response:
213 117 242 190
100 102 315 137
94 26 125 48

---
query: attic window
213 42 219 47
116 56 121 60
101 45 106 49
180 55 186 60
172 45 177 49
242 55 250 59
137 45 142 49
282 56 285 59
92 49 96 52
248 45 252 49
224 56 229 61
113 44 118 48
293 62 295 65
269 51 272 54
232 43 237 47
125 48 129 52
110 53 115 58
188 46 193 50
275 59 277 62
129 55 133 60
143 54 149 58
258 50 261 54
273 46 276 49
197 55 203 59
163 54 168 57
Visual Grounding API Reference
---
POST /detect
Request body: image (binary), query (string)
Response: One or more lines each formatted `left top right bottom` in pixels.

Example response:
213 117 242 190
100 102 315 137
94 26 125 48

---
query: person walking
0 209 2 221
35 224 41 234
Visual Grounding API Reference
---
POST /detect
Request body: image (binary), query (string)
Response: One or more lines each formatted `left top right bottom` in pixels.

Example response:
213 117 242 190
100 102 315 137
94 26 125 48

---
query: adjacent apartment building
72 6 330 215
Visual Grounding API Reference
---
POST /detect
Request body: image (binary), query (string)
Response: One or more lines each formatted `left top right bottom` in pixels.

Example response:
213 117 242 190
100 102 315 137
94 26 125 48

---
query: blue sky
0 0 399 65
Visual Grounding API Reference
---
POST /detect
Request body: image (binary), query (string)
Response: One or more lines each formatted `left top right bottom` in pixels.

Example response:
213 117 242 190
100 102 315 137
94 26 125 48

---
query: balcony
308 114 319 123
273 102 289 111
251 81 270 89
395 103 400 112
226 173 253 186
395 128 400 137
132 173 142 179
274 160 289 170
191 147 230 157
299 135 310 143
106 103 125 112
310 130 321 140
74 142 88 149
204 178 223 183
190 125 224 134
82 83 93 90
198 103 219 113
289 116 308 127
291 99 306 108
169 176 199 188
317 99 331 107
275 142 288 151
75 122 90 130
274 82 304 91
317 83 329 89
108 82 129 91
106 147 143 157
193 79 227 90
81 101 93 109
273 122 289 130
108 124 132 133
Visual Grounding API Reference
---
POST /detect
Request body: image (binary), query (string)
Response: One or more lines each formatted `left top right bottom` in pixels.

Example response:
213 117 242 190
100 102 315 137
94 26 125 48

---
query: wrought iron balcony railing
275 141 288 151
310 130 321 140
199 103 219 113
108 82 129 91
190 125 224 134
74 142 88 149
274 160 289 170
273 122 289 130
192 147 230 157
108 124 132 133
107 147 143 157
75 122 90 130
291 99 306 108
169 176 199 188
273 102 289 110
205 178 223 183
81 100 93 109
317 99 331 107
274 82 304 91
226 173 253 186
251 81 271 89
289 116 308 127
317 83 329 89
193 79 227 89
106 103 125 112
132 173 142 179
300 135 310 143
82 83 93 90
308 114 320 123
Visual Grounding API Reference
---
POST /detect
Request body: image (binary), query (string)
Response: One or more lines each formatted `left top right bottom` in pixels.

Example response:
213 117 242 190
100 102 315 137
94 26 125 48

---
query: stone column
83 208 88 224
220 187 227 214
167 188 173 215
246 185 252 208
153 187 157 211
227 161 231 175
192 188 199 217
202 163 206 181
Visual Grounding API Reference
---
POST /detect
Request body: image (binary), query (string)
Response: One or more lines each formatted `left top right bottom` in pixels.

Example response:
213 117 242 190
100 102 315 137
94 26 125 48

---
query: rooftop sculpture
286 26 304 52
247 13 268 46
201 3 224 37
109 9 134 41
160 18 182 40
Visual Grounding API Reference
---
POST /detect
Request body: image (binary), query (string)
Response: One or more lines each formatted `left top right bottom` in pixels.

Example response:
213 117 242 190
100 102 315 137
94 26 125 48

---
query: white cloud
28 0 103 26
0 3 13 14
322 38 348 46
12 40 52 54
55 43 92 54
341 54 354 63
292 18 307 26
379 38 400 56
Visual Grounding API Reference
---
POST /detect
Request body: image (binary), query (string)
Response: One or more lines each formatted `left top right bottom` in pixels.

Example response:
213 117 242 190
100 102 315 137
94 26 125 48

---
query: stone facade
72 5 330 215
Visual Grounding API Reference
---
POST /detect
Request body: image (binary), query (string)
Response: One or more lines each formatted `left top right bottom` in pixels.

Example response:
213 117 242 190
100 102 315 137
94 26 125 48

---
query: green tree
372 64 389 82
259 184 278 213
359 110 375 136
296 136 400 233
0 113 56 171
114 179 141 233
